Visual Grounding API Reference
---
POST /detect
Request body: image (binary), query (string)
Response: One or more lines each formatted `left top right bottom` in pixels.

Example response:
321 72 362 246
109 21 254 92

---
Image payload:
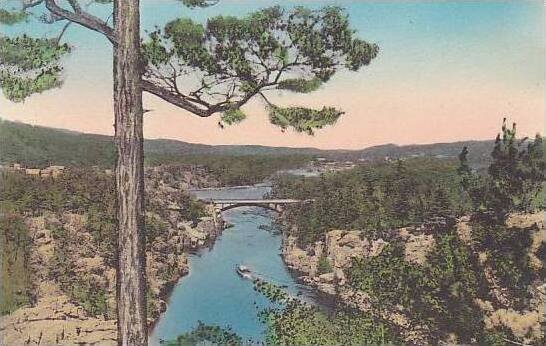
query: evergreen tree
0 1 378 343
459 118 545 223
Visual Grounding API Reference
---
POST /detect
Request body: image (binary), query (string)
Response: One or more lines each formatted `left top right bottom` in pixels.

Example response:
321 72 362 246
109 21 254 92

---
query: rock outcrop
0 166 223 345
282 212 546 344
282 227 433 343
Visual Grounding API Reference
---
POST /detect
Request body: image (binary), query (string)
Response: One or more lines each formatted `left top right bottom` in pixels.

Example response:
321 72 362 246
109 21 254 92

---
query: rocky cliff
0 166 223 345
282 213 545 344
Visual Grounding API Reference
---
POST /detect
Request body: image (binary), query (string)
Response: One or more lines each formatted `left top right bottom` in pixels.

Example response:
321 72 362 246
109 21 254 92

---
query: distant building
40 165 65 178
25 168 41 176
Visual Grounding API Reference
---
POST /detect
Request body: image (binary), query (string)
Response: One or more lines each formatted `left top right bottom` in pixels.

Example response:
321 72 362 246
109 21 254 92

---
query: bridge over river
203 198 310 212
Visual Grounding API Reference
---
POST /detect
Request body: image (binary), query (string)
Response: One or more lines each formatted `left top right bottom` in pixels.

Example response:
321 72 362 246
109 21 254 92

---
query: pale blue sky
1 1 544 149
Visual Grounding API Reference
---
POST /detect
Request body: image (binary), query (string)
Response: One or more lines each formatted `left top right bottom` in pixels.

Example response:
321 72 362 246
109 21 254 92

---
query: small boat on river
236 264 253 279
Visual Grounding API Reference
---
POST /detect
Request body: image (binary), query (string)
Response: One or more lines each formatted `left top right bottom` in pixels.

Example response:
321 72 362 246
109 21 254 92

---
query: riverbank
0 166 225 345
279 213 546 344
150 184 313 344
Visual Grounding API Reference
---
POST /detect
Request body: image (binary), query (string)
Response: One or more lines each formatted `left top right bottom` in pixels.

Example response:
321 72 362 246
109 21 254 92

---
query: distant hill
0 118 503 168
347 141 495 165
0 119 333 167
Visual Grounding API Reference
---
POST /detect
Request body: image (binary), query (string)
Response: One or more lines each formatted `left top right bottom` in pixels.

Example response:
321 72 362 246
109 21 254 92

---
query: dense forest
262 121 545 345
0 119 311 186
1 170 113 316
2 118 545 345
0 168 206 317
156 121 546 345
271 158 469 246
148 154 310 186
0 119 315 167
3 118 534 171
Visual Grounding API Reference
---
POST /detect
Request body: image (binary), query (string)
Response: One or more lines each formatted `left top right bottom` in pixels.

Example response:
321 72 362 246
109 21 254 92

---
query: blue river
150 185 314 345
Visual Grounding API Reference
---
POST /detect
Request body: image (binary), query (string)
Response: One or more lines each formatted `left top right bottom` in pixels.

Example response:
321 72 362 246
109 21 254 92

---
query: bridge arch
205 198 309 214
217 203 281 213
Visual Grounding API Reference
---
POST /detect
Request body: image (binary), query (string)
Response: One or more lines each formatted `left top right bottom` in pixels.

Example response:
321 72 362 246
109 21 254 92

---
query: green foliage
254 280 397 345
0 36 70 102
277 78 322 93
146 214 169 248
253 279 290 303
0 9 27 24
0 68 63 102
272 158 468 246
0 36 70 71
476 328 519 346
459 119 546 222
471 220 536 307
0 169 116 215
268 105 343 135
220 107 246 126
179 0 219 8
0 119 116 167
348 228 489 343
349 243 431 310
48 219 113 318
0 168 212 319
0 212 34 315
537 242 546 279
69 279 109 317
86 206 117 266
148 154 311 186
262 303 395 346
316 255 332 275
180 196 206 223
0 169 160 318
143 5 377 133
456 119 544 308
161 321 242 346
0 119 314 174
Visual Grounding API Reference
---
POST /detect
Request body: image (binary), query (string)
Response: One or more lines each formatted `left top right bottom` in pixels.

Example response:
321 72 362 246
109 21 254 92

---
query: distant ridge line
0 118 501 168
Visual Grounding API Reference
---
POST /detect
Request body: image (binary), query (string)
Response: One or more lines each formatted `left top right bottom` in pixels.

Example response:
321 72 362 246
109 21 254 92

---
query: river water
150 185 314 345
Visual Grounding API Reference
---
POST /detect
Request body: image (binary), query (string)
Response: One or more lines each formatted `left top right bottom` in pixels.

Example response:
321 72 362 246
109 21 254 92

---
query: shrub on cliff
161 321 242 346
317 255 333 275
0 212 35 315
348 227 491 343
253 279 397 345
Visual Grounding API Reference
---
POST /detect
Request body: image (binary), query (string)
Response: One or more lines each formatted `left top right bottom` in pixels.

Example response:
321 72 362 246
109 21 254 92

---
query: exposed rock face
0 213 219 345
398 228 435 265
282 236 318 276
145 165 220 190
283 229 392 285
0 294 117 345
282 227 432 344
485 308 543 339
325 230 368 269
282 212 546 345
0 167 223 345
0 213 117 345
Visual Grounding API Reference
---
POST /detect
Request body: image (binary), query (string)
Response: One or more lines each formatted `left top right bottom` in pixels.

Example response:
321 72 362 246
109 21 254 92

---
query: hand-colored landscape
1 1 544 345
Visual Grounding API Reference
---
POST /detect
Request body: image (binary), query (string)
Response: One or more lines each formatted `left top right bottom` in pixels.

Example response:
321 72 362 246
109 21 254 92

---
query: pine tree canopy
0 1 378 134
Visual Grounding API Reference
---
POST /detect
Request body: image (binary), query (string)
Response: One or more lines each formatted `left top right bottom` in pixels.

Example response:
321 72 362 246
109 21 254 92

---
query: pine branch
44 0 116 44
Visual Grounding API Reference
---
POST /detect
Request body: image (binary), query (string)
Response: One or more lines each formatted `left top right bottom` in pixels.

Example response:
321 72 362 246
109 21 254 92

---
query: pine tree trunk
113 0 147 344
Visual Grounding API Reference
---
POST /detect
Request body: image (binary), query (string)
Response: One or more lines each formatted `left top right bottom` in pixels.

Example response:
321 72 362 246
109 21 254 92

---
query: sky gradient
1 0 544 149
